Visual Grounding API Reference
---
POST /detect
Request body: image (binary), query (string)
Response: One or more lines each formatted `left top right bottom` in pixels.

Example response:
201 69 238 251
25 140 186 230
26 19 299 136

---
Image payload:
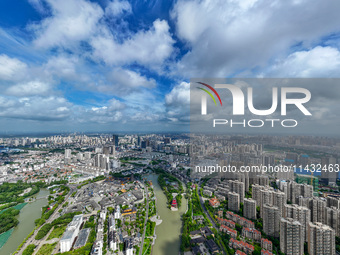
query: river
146 174 187 255
0 188 49 255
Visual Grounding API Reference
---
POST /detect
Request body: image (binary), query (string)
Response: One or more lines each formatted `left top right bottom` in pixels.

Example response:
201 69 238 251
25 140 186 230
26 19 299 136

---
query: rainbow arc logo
196 82 223 106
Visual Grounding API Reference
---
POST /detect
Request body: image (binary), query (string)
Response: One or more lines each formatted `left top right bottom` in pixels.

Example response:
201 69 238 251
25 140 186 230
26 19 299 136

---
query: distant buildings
280 218 304 255
65 149 71 159
321 156 337 185
308 222 335 255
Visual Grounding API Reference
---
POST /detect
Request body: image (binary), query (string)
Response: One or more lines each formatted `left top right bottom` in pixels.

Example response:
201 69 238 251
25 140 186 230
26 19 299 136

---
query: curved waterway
0 188 49 255
146 174 187 255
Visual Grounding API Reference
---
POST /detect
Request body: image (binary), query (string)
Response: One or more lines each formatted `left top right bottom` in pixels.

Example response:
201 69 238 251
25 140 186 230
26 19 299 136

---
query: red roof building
229 238 254 254
171 199 177 208
261 250 273 255
209 197 220 208
261 238 273 252
220 225 237 238
242 227 261 242
236 251 247 255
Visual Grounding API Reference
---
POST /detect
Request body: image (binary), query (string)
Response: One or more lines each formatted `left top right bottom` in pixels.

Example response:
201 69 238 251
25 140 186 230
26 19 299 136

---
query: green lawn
36 242 57 255
47 225 66 240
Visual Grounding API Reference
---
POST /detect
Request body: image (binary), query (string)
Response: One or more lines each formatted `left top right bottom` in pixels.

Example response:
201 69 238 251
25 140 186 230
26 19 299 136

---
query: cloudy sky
1 0 340 134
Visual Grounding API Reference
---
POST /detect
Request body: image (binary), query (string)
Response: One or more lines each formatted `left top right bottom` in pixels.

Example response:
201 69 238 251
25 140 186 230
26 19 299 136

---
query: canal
146 174 187 255
0 188 49 255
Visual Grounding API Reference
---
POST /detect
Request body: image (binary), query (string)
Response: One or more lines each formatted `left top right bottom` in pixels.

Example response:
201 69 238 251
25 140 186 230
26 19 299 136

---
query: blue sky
1 0 340 133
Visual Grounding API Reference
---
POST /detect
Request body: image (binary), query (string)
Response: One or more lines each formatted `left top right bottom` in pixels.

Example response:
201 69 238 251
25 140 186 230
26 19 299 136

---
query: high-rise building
112 135 119 147
284 204 310 240
228 192 240 212
263 204 280 237
94 154 110 170
84 151 92 160
321 157 337 185
252 184 264 206
77 152 83 161
260 189 274 218
287 181 313 204
280 218 304 255
309 197 327 223
103 146 110 155
244 198 257 220
325 206 340 236
308 222 335 255
327 196 340 209
137 136 141 147
253 175 269 186
230 180 245 203
273 190 286 217
296 174 319 194
64 149 71 159
285 152 299 164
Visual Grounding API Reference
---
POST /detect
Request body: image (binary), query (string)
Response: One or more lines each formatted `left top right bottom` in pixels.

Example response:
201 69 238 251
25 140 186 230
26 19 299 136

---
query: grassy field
36 242 57 255
47 225 66 240
0 228 14 249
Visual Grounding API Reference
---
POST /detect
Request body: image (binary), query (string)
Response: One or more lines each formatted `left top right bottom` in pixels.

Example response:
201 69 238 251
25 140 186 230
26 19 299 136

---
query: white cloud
91 19 175 66
105 0 131 17
165 82 190 122
31 0 103 49
266 46 340 77
6 81 52 96
0 96 71 121
0 54 27 80
171 0 340 77
79 98 125 123
28 0 48 14
165 81 190 106
98 68 156 95
43 54 90 82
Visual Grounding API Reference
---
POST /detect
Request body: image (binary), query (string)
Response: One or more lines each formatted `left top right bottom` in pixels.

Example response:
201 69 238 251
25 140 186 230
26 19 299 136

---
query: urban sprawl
0 134 340 255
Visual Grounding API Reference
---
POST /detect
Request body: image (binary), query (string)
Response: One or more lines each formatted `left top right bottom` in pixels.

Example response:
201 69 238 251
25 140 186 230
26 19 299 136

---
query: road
197 187 227 255
198 188 217 229
139 184 149 255
16 187 74 255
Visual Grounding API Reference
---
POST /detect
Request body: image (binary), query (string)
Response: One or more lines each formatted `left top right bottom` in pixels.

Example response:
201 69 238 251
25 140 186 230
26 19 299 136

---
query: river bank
0 188 49 255
145 174 187 255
